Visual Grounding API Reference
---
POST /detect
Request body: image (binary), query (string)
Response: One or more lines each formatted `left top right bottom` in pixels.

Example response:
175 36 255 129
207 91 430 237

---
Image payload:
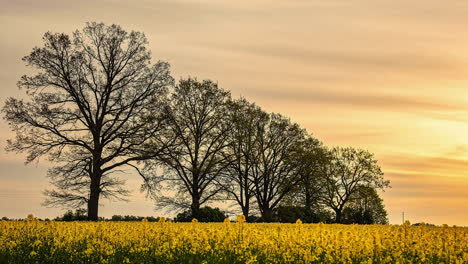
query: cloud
248 88 468 114
381 153 468 178
384 172 467 198
217 43 467 75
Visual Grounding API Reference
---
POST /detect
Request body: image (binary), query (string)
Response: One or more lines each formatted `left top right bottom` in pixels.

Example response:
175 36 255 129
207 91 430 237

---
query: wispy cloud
1 0 468 225
381 153 468 177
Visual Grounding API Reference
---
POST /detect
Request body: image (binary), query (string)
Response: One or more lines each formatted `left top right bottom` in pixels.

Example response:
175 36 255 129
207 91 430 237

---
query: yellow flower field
0 219 467 264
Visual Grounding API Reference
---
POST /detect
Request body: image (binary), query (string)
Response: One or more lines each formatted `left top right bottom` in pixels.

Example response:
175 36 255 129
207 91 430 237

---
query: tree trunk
87 174 101 221
334 209 343 224
191 191 201 219
261 206 274 222
87 151 102 221
242 204 250 221
304 189 312 222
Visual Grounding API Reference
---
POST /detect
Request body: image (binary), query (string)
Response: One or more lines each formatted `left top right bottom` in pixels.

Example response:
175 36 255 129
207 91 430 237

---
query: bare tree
145 78 232 218
2 22 174 220
221 98 269 219
251 113 306 222
319 147 390 223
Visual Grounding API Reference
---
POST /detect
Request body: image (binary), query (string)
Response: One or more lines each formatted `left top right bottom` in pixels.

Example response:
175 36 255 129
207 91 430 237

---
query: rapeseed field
0 217 466 264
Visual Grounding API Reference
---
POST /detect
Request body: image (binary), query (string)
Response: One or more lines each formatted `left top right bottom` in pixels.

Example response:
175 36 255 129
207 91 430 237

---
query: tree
342 186 389 224
145 78 231 218
319 147 390 223
221 98 269 219
251 114 306 222
288 135 327 222
2 22 174 220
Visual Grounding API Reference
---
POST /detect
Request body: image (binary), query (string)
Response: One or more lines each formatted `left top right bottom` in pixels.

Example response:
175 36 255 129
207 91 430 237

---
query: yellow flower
25 214 37 221
0 217 466 263
236 215 246 223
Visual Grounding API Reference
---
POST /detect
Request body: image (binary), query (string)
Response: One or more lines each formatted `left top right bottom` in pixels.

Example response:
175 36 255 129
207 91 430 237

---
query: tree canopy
3 22 173 220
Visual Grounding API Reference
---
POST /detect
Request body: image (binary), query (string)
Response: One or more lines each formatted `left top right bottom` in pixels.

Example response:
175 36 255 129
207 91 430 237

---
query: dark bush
273 206 305 223
54 209 87 221
271 206 333 223
175 207 227 222
109 215 161 222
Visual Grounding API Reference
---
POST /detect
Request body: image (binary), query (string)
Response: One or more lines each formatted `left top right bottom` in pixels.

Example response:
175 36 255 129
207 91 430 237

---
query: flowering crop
0 218 466 263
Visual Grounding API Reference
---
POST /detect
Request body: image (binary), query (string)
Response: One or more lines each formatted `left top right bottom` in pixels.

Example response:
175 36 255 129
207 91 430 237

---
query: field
0 218 467 264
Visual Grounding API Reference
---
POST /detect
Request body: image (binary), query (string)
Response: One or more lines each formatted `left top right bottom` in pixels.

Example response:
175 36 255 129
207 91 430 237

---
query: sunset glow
1 0 467 225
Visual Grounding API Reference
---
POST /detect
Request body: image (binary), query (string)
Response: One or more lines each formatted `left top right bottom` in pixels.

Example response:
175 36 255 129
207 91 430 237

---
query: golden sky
1 0 468 225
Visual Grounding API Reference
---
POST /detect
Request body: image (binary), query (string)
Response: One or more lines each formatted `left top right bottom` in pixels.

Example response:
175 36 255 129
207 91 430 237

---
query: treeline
2 22 390 223
55 209 165 222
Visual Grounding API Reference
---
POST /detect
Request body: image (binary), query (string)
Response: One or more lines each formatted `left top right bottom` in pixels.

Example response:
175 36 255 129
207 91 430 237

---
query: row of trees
2 22 390 223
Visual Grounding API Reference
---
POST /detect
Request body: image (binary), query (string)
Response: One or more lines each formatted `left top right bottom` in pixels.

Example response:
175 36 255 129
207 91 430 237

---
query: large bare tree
145 78 232 218
2 22 174 220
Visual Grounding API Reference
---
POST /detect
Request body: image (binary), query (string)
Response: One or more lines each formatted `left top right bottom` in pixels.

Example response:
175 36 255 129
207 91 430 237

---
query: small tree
2 22 174 220
342 186 389 224
319 147 390 223
288 136 327 222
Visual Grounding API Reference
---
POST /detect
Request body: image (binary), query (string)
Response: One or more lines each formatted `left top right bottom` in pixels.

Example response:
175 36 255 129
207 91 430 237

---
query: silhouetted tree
287 136 327 222
319 147 390 223
2 22 174 220
251 114 306 222
342 186 389 224
221 98 268 219
144 78 231 218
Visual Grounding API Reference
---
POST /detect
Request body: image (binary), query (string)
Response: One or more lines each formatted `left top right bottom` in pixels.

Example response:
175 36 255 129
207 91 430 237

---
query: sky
1 0 468 225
